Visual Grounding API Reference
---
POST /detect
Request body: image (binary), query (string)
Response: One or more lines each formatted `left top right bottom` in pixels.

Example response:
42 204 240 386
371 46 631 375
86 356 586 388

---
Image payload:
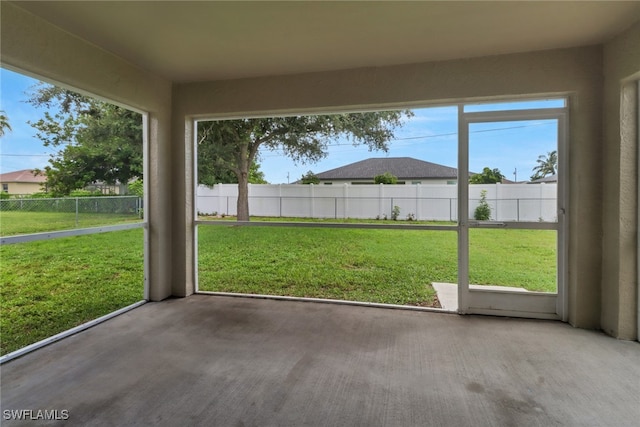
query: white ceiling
13 1 640 83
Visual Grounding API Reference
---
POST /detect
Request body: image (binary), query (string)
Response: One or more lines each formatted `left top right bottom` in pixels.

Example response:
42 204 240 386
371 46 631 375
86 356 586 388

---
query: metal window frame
192 98 569 320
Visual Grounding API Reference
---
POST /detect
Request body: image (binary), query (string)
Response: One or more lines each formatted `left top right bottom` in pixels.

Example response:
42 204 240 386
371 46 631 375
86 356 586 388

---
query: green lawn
0 214 556 356
0 229 144 355
0 211 142 236
198 226 453 306
197 225 556 301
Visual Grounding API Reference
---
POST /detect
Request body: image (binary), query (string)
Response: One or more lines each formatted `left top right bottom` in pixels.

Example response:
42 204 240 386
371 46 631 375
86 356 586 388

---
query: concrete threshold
432 282 534 312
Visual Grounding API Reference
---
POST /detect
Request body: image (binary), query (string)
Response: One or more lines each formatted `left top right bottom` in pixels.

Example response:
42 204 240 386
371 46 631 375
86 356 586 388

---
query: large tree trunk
236 144 250 221
236 170 250 221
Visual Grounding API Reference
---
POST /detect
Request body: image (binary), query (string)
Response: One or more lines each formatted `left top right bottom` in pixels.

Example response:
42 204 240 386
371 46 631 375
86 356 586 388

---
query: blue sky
1 68 558 183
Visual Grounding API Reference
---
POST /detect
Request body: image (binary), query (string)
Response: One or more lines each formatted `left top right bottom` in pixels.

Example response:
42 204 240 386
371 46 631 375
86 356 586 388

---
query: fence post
75 197 79 227
415 184 420 220
450 198 453 222
517 199 520 222
343 184 349 219
379 183 384 219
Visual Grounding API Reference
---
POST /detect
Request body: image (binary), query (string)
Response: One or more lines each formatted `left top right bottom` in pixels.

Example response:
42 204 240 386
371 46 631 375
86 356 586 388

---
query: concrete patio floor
1 295 639 426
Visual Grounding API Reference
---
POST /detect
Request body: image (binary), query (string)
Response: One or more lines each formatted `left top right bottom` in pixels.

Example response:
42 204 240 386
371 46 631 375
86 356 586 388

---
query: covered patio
2 295 639 426
1 2 639 425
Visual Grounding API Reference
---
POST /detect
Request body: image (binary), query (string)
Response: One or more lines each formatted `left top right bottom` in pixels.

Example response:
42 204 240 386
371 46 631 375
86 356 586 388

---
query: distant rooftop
316 157 458 180
0 169 46 183
529 174 557 184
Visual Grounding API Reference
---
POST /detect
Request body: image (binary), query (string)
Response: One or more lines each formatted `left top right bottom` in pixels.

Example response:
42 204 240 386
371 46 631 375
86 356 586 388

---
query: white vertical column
310 183 315 218
416 183 421 220
458 105 469 313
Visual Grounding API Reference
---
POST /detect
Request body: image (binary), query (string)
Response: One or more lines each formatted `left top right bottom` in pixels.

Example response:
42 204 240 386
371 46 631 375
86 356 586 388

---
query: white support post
310 183 315 218
343 184 349 219
416 183 421 220
379 183 384 218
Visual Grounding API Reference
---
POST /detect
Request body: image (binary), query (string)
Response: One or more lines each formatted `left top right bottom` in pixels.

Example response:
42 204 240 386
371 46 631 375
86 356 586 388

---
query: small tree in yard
474 190 491 220
374 171 398 184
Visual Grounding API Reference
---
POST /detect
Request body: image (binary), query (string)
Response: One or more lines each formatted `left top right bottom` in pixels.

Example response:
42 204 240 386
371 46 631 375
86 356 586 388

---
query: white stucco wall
602 21 640 340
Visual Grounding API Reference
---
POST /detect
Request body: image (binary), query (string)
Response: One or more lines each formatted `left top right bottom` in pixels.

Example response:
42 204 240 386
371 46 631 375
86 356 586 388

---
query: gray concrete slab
1 295 639 426
433 282 535 312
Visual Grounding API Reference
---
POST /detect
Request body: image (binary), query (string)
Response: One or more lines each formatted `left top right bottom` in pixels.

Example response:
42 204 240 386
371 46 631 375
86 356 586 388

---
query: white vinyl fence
197 183 557 222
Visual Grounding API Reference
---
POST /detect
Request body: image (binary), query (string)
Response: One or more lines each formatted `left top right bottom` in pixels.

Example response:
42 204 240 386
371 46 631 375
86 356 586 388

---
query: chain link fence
0 196 143 236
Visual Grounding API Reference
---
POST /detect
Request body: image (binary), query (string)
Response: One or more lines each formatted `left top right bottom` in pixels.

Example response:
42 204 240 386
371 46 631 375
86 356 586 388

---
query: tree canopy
0 110 11 137
374 171 398 184
28 84 267 196
530 150 557 181
300 171 320 185
28 84 143 196
469 167 505 184
197 111 413 220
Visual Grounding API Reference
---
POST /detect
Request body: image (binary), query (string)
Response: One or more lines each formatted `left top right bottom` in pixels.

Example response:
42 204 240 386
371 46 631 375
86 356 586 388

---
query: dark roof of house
315 157 458 180
0 169 46 183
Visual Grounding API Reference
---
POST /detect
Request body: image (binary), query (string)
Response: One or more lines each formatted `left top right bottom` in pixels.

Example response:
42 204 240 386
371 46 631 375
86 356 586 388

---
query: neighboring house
0 169 46 195
528 174 557 184
84 181 128 195
312 157 459 185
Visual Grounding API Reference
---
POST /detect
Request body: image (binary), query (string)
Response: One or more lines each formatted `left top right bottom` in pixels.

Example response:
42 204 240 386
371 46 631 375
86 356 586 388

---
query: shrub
406 213 415 221
0 191 9 199
128 179 144 197
391 205 401 221
474 190 491 220
69 189 104 197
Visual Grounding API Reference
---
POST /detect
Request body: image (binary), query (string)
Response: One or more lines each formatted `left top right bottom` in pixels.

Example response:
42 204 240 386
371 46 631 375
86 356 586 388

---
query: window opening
0 68 147 359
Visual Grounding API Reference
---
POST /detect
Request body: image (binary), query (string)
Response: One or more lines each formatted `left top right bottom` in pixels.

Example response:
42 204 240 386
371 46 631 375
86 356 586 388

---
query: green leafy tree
0 110 12 137
28 84 143 196
374 171 398 184
198 128 267 186
197 111 413 221
300 171 320 184
469 167 505 184
530 150 557 181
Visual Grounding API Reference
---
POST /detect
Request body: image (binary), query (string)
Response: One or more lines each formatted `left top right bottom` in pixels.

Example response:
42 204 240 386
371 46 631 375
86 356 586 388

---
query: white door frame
457 106 568 320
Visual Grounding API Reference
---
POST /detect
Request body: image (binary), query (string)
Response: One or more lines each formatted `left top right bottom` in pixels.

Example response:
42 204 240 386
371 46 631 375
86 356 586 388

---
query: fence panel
0 196 142 236
197 183 557 222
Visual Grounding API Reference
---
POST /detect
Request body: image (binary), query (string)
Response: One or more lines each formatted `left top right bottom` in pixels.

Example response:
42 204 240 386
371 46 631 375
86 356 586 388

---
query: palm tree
0 110 11 137
531 150 557 180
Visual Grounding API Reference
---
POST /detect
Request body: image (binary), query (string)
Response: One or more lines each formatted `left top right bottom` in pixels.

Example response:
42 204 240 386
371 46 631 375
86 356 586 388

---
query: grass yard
0 211 142 236
0 215 556 356
197 225 557 302
469 228 557 292
198 226 455 306
0 229 144 355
